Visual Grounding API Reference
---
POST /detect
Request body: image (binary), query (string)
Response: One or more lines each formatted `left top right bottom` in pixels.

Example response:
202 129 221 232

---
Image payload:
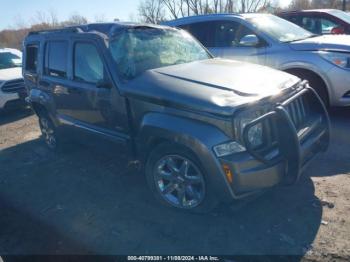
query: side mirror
331 26 345 34
239 34 259 47
96 80 112 89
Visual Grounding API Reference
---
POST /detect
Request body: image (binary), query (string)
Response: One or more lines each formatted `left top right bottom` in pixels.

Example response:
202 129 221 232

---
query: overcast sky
0 0 292 31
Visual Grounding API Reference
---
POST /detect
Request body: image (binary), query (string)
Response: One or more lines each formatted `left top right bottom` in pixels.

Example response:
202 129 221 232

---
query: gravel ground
0 108 349 260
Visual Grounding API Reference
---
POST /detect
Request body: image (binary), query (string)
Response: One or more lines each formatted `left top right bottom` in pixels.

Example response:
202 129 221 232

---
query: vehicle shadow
0 138 322 257
0 196 91 255
0 108 33 126
307 107 350 178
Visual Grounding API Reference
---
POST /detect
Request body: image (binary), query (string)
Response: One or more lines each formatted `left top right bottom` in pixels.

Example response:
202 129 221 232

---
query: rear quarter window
25 44 38 72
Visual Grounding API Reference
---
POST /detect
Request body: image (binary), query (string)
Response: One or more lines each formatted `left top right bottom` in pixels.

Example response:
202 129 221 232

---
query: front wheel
145 143 218 213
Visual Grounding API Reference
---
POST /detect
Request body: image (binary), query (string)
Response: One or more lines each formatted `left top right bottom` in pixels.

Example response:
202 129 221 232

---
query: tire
145 142 219 213
38 112 62 151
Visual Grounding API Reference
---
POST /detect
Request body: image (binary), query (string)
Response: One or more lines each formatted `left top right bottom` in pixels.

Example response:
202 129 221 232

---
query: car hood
0 67 22 81
124 59 300 116
289 35 350 52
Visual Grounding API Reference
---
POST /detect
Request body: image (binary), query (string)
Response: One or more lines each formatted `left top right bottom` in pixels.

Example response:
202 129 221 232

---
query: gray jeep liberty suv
23 23 330 212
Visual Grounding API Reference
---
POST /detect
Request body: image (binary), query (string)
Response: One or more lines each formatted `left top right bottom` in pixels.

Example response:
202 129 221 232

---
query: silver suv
164 13 350 107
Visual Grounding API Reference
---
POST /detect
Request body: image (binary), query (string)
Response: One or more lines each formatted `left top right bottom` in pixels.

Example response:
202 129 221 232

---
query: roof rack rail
28 27 82 35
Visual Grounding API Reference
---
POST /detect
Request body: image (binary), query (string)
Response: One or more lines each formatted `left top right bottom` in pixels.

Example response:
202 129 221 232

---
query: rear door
41 39 73 118
179 22 221 56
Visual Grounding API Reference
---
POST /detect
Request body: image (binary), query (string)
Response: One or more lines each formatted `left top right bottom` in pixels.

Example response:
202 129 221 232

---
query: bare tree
161 0 184 19
62 13 88 26
30 9 59 29
137 0 273 23
94 14 107 23
289 0 312 9
237 0 271 13
138 0 166 23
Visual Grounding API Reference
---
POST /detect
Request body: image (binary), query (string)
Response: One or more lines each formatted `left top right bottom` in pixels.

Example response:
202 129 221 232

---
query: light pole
343 0 347 11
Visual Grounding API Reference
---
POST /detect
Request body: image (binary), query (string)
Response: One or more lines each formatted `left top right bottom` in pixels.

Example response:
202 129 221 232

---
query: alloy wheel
154 155 205 209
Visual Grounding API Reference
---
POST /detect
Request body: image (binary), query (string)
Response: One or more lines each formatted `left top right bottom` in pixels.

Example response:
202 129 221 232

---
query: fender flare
136 112 235 201
280 62 333 100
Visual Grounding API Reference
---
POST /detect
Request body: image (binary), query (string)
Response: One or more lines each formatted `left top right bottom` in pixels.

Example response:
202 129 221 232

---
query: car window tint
180 22 215 47
214 21 240 47
74 43 104 83
301 17 319 34
0 52 21 70
25 45 38 72
236 24 258 46
321 18 339 34
45 41 68 78
301 16 340 34
289 16 301 25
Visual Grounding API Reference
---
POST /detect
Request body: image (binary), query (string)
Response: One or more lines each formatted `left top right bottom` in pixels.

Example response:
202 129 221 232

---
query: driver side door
214 20 267 65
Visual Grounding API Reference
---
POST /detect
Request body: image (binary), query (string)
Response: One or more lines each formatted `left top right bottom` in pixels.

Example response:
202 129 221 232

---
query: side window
214 21 240 47
288 16 301 26
301 17 320 34
181 22 215 47
74 42 104 84
321 18 339 34
25 44 38 72
45 41 68 78
235 24 260 46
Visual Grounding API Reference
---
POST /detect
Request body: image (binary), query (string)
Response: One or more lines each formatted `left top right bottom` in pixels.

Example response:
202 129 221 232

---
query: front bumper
327 66 350 107
0 91 20 109
219 84 330 197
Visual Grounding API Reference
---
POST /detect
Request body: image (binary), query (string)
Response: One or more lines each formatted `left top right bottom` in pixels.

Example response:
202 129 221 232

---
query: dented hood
124 58 300 116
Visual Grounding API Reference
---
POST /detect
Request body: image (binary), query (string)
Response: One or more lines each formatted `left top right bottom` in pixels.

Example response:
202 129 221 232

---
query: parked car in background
164 14 350 107
0 48 26 111
23 23 329 212
278 9 350 35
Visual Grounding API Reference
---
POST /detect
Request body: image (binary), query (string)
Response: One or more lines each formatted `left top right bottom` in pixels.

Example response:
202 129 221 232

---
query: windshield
329 9 350 24
109 27 211 80
248 15 315 42
0 52 22 70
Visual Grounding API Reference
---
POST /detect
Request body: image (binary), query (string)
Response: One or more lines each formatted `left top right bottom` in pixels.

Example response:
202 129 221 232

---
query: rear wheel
145 143 218 213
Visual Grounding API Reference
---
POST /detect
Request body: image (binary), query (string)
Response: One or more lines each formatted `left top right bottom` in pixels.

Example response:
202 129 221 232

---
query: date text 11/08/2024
127 256 220 261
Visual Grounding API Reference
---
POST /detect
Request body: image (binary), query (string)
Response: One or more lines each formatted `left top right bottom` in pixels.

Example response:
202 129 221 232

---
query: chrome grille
1 79 25 93
284 95 308 130
235 91 310 154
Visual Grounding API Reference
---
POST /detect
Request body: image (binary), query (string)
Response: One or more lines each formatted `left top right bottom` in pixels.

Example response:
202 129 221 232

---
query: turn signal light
223 164 233 184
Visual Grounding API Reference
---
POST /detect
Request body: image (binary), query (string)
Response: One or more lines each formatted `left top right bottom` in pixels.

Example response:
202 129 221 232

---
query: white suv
0 48 26 110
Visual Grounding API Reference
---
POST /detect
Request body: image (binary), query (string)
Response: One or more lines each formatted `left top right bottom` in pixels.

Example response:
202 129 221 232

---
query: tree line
1 0 349 50
137 0 349 23
0 11 99 50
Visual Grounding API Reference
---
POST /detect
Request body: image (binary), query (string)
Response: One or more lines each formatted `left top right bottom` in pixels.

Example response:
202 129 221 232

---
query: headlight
243 120 263 147
236 110 265 148
213 141 246 157
319 51 350 69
